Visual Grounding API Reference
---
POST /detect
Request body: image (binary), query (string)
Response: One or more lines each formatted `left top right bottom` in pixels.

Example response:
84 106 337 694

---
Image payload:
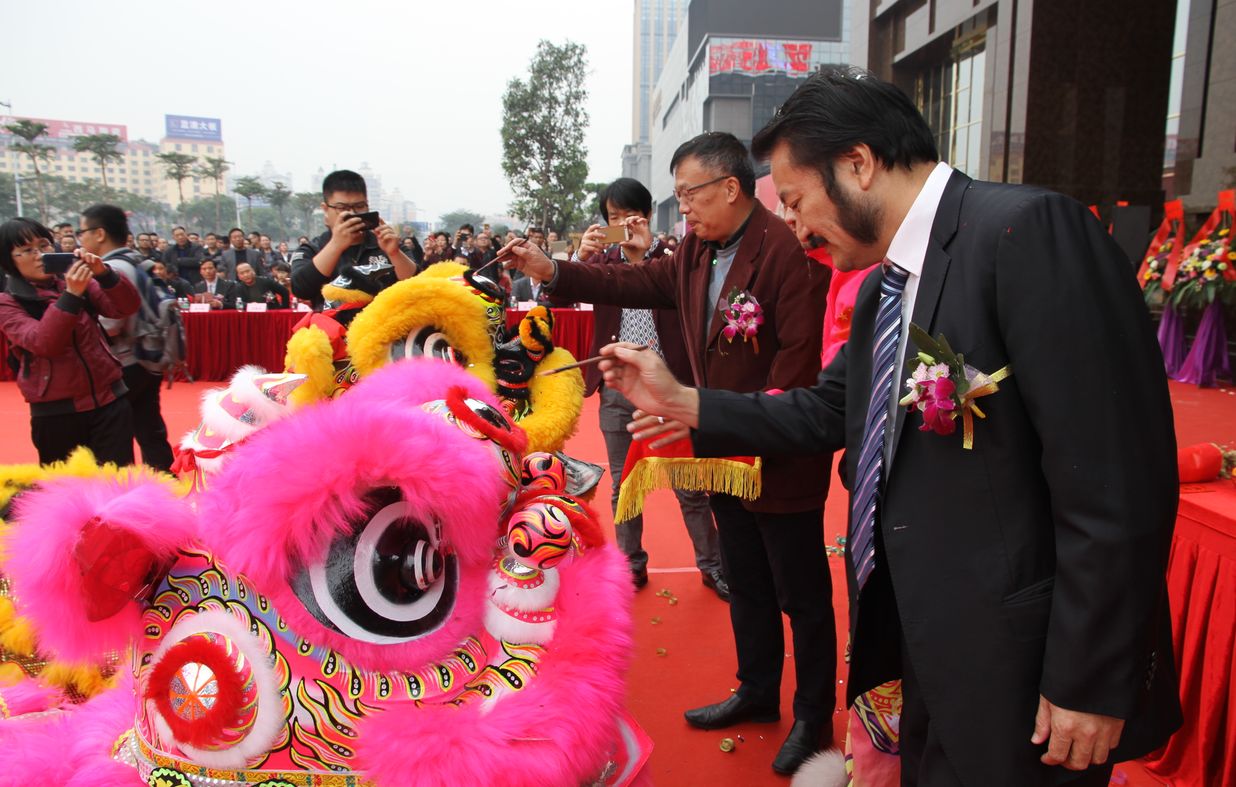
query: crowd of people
0 67 1184 784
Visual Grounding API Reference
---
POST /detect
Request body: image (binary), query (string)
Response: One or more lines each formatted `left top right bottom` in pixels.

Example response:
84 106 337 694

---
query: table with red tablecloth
505 308 595 361
183 310 303 382
1143 481 1236 786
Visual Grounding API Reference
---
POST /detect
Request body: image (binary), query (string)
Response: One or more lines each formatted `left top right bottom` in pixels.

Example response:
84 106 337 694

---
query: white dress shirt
884 161 954 470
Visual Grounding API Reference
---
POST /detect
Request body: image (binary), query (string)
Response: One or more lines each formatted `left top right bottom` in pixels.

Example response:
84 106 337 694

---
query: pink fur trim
790 749 848 787
0 671 137 787
4 477 194 663
355 541 633 786
0 679 65 717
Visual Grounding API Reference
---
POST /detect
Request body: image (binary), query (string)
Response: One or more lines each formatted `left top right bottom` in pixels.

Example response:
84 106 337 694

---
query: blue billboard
164 115 222 142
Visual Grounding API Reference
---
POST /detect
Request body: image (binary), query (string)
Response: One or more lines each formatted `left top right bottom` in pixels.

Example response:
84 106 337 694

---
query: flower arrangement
1169 227 1236 313
1140 242 1173 306
899 325 1011 450
719 288 763 354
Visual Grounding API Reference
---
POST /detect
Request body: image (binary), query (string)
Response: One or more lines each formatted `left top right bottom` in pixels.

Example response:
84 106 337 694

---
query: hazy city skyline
2 0 634 226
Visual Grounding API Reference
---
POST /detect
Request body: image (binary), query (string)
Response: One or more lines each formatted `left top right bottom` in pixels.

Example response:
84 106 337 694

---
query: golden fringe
614 456 763 524
519 348 584 453
346 274 497 391
284 326 338 407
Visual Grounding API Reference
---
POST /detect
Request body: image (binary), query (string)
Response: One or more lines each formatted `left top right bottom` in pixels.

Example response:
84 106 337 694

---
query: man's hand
328 214 365 251
598 342 700 429
497 238 556 282
576 224 606 261
619 216 652 263
1031 695 1124 770
629 410 690 449
374 220 401 258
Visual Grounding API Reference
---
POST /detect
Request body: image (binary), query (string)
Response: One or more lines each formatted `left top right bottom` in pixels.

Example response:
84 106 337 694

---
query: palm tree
268 181 292 241
293 191 320 236
71 133 124 190
155 152 198 221
194 156 230 231
4 120 53 221
232 176 267 227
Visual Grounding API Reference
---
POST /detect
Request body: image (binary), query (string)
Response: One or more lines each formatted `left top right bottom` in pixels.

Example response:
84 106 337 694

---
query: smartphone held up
40 252 77 276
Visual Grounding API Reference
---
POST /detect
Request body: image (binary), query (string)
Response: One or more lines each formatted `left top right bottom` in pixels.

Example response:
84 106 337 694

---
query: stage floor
2 378 1228 784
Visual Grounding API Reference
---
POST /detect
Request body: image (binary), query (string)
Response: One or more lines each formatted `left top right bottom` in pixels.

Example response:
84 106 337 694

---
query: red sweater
0 269 140 413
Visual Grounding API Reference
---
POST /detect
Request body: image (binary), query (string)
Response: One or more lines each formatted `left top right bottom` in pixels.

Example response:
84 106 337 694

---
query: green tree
71 133 124 190
268 181 292 240
500 40 590 232
4 119 54 222
155 151 199 217
0 173 21 221
292 191 320 237
232 176 267 228
180 194 238 234
40 175 167 229
440 209 486 231
194 156 231 232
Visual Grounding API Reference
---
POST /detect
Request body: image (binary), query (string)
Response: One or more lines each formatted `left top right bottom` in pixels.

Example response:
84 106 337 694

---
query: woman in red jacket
0 218 141 465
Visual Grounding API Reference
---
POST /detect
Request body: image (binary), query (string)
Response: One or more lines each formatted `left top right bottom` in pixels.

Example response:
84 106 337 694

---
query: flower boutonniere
898 325 1011 449
719 288 763 354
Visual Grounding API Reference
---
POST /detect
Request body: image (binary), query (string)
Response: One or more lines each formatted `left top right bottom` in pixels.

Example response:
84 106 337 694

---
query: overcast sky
2 0 633 222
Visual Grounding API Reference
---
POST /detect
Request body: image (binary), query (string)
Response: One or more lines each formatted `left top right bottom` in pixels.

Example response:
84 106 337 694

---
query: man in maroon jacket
572 177 727 600
500 132 835 775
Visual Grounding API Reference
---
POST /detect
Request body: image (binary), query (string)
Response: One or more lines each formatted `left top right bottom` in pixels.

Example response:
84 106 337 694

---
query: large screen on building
165 115 222 141
688 0 843 56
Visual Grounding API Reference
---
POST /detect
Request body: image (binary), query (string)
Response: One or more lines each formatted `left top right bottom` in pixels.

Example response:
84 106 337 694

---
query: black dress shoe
631 565 648 589
684 693 779 730
771 719 830 775
700 569 730 602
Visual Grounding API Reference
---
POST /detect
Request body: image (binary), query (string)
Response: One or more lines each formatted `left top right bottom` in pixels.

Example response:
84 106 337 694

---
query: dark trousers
122 364 174 472
710 494 836 723
899 634 1116 787
31 397 134 467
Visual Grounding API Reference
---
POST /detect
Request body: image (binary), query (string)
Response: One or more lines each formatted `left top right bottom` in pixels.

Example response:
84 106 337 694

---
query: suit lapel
705 204 767 349
889 170 970 464
686 238 713 383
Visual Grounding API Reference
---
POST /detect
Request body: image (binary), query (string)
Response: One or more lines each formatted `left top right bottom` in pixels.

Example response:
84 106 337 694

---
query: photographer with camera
0 217 140 465
290 170 416 308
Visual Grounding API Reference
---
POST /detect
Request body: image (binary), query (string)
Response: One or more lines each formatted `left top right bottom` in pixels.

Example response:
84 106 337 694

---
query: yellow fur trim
615 457 763 524
517 348 584 453
346 275 498 391
0 617 35 656
421 262 468 280
320 284 374 306
284 325 338 407
0 662 24 688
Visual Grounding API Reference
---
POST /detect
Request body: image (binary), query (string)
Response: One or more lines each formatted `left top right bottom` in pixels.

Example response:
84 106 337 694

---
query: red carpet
0 378 1229 784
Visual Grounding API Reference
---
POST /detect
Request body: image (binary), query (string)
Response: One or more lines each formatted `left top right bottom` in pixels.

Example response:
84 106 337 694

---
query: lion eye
292 488 457 644
389 326 467 367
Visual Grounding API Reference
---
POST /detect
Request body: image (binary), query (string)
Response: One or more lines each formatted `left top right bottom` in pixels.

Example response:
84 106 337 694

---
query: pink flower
931 377 956 402
722 324 738 341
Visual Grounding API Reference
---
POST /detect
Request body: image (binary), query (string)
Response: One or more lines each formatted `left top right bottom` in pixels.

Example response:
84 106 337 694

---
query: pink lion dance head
0 360 638 786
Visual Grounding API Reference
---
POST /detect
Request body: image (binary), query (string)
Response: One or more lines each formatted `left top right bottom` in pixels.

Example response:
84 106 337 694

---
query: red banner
708 40 814 77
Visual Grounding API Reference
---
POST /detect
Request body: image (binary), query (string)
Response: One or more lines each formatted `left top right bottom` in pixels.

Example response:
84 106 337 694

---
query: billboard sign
0 116 128 143
164 115 222 142
708 40 817 77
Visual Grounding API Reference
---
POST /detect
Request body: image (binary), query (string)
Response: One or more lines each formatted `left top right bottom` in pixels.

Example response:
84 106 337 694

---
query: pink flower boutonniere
719 288 763 354
898 325 1011 450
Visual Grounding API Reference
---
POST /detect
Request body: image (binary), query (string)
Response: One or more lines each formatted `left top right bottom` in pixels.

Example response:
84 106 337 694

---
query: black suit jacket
694 172 1181 782
193 278 239 305
511 276 554 305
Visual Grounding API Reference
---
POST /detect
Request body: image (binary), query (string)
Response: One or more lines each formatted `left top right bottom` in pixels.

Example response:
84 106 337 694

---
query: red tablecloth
183 310 303 382
505 308 595 361
1143 481 1236 786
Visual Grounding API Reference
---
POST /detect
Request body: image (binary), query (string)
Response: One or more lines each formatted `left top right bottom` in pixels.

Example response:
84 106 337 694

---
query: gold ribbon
959 366 1011 450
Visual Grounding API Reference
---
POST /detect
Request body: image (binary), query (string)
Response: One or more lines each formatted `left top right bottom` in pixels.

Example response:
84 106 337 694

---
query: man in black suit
235 262 290 308
193 259 239 309
510 273 554 305
219 227 264 279
598 69 1181 784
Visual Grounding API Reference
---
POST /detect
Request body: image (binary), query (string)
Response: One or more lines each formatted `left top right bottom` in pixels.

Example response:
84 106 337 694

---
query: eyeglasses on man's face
673 175 730 205
325 201 369 213
75 226 100 238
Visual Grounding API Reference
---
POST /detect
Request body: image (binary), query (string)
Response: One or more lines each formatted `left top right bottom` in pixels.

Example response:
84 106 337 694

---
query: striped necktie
850 262 910 590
